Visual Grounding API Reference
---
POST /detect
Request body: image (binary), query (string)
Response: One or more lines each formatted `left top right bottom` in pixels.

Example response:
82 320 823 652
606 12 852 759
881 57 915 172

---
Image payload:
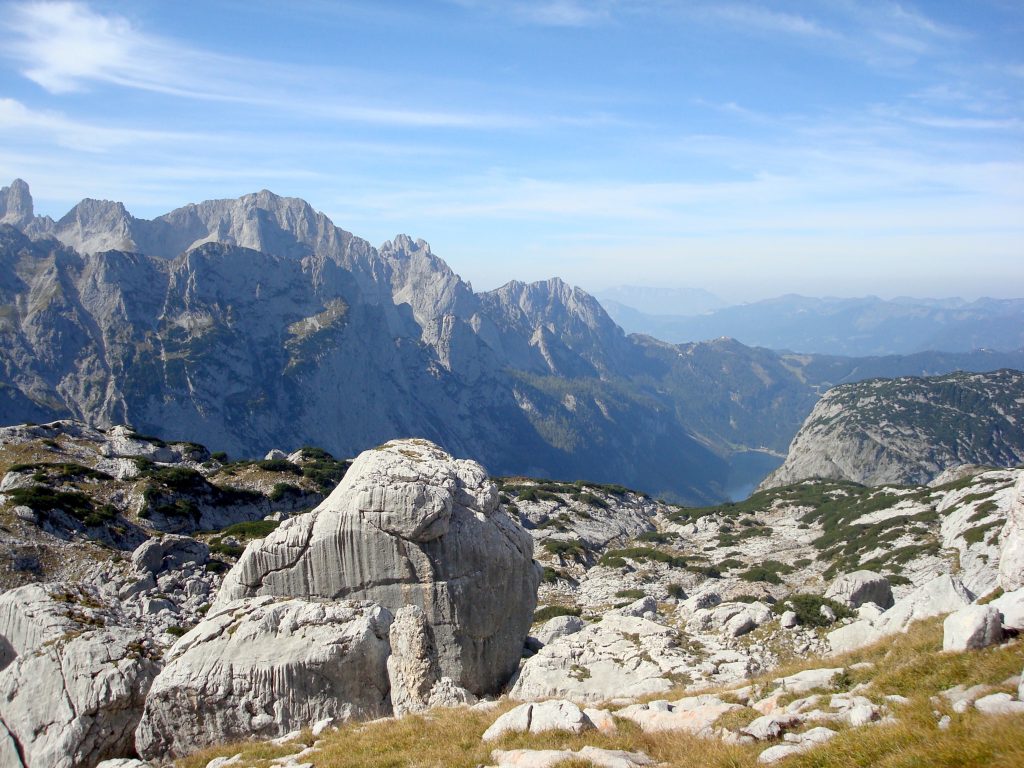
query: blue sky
0 0 1021 301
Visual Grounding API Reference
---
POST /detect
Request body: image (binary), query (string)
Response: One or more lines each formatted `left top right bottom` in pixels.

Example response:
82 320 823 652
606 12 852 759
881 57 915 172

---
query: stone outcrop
942 605 1003 652
761 370 1024 489
999 473 1024 591
616 695 740 734
0 584 158 768
386 605 475 716
217 439 539 696
135 597 393 759
828 574 974 655
482 700 595 741
130 534 209 575
510 614 696 702
0 583 120 671
825 571 893 609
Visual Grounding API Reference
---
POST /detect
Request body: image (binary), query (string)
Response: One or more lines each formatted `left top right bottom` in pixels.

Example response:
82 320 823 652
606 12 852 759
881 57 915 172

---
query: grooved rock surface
216 439 539 696
135 597 393 760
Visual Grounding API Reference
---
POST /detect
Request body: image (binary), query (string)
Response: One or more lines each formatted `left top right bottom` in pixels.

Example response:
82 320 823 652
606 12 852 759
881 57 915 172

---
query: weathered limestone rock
387 605 438 716
534 615 584 646
216 440 539 695
742 713 800 741
943 605 1003 651
875 574 973 634
975 692 1024 715
101 426 178 463
758 726 837 764
387 605 476 716
825 571 893 609
130 534 209 575
135 597 393 760
770 668 844 696
0 583 121 671
482 700 594 741
486 747 654 768
991 589 1024 630
615 596 657 618
510 614 693 702
616 695 740 735
999 474 1024 591
0 627 158 768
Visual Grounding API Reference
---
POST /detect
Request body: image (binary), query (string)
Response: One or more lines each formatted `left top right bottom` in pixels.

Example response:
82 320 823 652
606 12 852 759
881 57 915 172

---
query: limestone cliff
761 369 1024 489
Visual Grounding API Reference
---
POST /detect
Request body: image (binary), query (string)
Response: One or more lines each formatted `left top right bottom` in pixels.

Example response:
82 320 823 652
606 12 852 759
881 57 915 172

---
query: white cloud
512 1 612 27
1 1 539 129
449 0 614 27
709 4 838 39
0 98 209 151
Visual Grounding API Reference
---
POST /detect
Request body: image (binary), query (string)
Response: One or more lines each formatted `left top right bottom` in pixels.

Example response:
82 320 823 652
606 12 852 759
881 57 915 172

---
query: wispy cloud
449 0 614 27
708 4 838 39
1 1 540 130
0 98 211 151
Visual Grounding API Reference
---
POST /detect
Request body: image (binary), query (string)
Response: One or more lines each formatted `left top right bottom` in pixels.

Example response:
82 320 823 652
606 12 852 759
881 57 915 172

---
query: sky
0 0 1022 302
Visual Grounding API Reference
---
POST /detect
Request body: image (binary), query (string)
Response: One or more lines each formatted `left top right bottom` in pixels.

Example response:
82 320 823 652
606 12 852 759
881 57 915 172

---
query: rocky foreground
0 421 1022 766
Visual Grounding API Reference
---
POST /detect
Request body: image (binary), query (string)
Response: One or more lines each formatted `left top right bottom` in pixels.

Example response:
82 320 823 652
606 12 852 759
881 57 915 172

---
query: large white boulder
825 571 894 609
999 474 1024 591
130 534 209 575
942 605 1003 652
482 700 594 741
0 627 158 768
874 574 974 634
135 597 392 760
990 589 1024 631
216 439 539 696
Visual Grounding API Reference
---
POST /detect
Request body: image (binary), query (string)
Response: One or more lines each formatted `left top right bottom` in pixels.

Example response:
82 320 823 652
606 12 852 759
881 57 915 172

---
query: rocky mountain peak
381 233 432 256
0 179 33 228
55 197 138 255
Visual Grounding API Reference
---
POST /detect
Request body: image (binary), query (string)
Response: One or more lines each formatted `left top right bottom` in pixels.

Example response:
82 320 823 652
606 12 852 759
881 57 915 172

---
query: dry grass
173 619 1024 768
783 705 1024 768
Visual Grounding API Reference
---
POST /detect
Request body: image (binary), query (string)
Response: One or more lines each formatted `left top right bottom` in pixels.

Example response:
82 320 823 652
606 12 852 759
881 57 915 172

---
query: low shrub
615 588 647 599
778 593 854 627
533 605 581 624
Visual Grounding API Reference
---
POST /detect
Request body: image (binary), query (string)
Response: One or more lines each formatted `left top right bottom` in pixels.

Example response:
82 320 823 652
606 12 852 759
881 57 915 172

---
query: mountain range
601 293 1024 356
2 179 1023 503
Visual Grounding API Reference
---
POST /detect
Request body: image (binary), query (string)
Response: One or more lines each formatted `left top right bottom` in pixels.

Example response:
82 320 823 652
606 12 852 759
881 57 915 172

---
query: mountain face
1 179 1023 503
603 293 1024 356
761 369 1024 490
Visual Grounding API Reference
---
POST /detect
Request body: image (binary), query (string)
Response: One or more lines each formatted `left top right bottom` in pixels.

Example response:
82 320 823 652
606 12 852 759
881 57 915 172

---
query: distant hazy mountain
601 293 1024 356
594 285 725 316
761 369 1024 489
2 179 1022 502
